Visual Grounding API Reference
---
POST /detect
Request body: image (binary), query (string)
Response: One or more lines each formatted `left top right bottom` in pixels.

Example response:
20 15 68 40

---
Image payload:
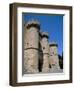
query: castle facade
24 20 61 74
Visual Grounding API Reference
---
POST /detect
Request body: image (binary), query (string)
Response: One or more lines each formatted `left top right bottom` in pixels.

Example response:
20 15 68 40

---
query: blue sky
23 13 63 56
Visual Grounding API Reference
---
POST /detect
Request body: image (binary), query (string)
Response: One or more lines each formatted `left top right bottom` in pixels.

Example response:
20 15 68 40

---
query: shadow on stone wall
58 54 63 69
38 42 43 72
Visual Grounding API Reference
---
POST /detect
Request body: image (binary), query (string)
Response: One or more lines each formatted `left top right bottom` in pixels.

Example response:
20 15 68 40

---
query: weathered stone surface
42 54 50 73
40 32 50 73
23 20 62 74
24 27 39 49
24 20 39 74
49 43 60 71
24 49 39 74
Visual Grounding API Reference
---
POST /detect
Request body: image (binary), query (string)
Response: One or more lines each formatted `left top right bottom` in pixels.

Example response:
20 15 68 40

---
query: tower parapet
41 32 49 38
49 42 58 47
25 20 40 30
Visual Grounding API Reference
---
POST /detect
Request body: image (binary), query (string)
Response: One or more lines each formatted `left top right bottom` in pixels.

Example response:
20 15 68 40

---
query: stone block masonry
24 20 62 74
24 20 40 74
40 32 50 73
49 42 60 73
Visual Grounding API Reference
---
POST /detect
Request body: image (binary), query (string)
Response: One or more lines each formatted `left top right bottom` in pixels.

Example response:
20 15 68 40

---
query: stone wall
40 32 50 73
24 20 40 74
49 43 60 72
24 20 62 74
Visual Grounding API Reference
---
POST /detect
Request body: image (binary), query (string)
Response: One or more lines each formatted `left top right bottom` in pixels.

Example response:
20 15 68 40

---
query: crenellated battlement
25 20 40 30
41 32 49 38
49 42 58 47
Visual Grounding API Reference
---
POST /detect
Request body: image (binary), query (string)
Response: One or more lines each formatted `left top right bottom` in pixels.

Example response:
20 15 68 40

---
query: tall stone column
40 32 50 73
49 42 60 72
24 20 40 74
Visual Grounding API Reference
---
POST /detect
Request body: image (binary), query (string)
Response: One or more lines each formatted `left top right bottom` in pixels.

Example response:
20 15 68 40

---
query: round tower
40 32 50 73
24 20 40 74
49 42 60 72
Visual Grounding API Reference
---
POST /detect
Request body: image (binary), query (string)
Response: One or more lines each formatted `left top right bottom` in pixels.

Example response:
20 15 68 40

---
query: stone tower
40 32 50 73
24 20 40 74
49 42 60 72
